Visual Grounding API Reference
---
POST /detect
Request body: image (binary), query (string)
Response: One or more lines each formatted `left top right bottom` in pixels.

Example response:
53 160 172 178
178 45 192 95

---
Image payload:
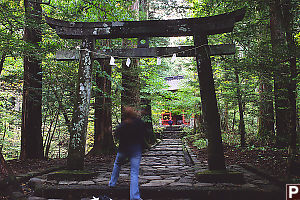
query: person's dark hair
123 106 138 120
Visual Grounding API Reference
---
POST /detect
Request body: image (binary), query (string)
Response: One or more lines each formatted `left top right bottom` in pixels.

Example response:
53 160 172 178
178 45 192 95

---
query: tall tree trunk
223 103 229 133
234 69 246 148
121 0 146 118
269 0 291 148
231 110 236 133
20 0 43 160
121 43 140 119
44 111 59 159
0 53 6 75
194 34 226 171
141 98 156 144
287 56 298 175
257 72 274 141
89 59 115 155
139 0 148 19
67 38 95 170
282 0 298 175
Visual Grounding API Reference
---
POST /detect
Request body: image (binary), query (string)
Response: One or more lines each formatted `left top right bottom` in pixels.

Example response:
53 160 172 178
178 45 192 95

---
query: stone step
161 139 182 141
157 143 182 146
151 148 183 151
143 154 184 157
156 142 182 144
164 126 183 131
163 130 183 133
154 144 182 147
33 184 284 200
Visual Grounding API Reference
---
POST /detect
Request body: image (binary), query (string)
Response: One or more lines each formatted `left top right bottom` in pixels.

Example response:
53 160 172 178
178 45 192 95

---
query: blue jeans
109 145 142 200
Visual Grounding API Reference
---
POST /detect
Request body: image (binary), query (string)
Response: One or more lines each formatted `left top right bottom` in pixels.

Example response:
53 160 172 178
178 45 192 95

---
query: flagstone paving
28 128 284 200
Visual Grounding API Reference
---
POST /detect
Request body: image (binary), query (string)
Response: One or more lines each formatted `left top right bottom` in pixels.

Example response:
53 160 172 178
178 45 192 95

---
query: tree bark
0 53 6 75
44 111 59 159
257 72 275 141
269 0 291 148
141 98 156 144
223 103 229 133
281 0 298 176
67 38 95 170
194 34 226 171
121 0 145 118
121 40 140 119
139 0 148 20
20 0 44 160
234 69 246 148
287 56 298 175
231 110 236 132
88 59 115 155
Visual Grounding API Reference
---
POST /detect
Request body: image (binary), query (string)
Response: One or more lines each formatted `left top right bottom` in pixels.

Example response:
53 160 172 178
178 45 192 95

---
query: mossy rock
47 170 98 181
195 170 244 184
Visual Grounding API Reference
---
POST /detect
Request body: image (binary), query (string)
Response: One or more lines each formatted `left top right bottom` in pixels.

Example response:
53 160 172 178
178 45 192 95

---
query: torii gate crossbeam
56 44 235 60
46 8 245 39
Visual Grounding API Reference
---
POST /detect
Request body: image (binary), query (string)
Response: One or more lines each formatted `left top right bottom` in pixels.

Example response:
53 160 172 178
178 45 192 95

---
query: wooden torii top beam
45 8 245 39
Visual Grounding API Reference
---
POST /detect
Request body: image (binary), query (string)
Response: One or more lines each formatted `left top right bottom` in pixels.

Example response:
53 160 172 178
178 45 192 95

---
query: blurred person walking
109 106 148 200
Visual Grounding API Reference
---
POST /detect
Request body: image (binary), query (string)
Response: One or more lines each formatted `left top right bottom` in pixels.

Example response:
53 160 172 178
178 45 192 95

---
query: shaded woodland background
0 0 299 181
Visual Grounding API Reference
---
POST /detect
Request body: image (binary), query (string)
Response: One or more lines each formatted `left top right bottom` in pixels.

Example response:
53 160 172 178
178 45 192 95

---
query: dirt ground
191 145 290 179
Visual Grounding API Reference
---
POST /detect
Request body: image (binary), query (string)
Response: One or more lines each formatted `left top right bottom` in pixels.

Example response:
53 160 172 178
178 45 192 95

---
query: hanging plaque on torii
46 8 245 170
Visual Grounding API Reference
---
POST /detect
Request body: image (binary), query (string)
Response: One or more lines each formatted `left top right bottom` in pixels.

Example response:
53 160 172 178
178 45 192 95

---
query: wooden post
194 34 226 171
67 38 95 170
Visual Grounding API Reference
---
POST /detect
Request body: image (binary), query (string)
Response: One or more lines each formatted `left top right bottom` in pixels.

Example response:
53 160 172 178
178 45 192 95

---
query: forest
0 0 299 199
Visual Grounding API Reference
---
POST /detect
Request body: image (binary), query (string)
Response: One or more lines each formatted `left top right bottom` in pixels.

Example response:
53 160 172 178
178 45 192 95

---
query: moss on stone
52 170 93 175
197 170 241 175
195 170 244 184
47 170 97 181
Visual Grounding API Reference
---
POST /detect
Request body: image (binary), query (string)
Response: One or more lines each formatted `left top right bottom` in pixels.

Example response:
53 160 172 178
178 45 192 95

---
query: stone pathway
28 128 285 200
49 138 195 187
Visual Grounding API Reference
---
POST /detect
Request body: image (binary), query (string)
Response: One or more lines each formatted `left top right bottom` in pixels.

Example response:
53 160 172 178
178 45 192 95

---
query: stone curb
182 139 202 167
33 184 284 200
16 166 65 183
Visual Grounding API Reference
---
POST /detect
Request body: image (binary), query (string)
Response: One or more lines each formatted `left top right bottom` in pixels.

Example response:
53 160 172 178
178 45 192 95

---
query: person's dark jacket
115 117 148 152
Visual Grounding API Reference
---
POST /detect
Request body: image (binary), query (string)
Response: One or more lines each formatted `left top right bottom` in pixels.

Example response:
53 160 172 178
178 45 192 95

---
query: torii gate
46 8 245 170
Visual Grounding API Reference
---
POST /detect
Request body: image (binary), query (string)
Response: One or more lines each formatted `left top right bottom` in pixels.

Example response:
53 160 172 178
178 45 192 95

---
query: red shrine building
160 75 194 126
161 111 190 126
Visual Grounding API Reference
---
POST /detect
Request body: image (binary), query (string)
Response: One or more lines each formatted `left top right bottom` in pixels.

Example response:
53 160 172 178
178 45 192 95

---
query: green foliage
153 126 164 136
182 127 207 149
193 138 207 149
0 57 23 159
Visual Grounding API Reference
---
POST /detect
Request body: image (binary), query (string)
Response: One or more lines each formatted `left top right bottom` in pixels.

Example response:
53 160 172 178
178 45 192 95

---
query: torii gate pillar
194 34 225 170
67 38 95 169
